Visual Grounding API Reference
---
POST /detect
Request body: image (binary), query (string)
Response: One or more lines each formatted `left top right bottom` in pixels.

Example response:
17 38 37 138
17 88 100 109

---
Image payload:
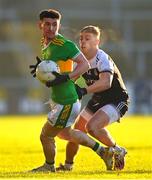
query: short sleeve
97 55 114 74
65 41 80 60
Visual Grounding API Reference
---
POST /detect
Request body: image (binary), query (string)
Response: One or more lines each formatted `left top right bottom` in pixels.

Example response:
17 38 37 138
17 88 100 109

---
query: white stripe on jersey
116 102 127 116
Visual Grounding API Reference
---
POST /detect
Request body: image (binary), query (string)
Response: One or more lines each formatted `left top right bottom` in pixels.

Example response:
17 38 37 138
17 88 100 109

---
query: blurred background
0 0 152 115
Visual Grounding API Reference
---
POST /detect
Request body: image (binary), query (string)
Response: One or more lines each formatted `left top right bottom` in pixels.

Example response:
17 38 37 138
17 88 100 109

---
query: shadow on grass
77 169 152 175
0 169 151 178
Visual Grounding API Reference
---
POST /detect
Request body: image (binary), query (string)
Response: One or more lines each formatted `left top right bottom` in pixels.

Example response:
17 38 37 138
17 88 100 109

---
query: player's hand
75 84 87 100
82 73 95 80
29 56 42 77
45 72 70 87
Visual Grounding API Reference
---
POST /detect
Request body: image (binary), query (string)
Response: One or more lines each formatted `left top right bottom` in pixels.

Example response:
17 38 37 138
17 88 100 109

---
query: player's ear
38 21 43 30
95 37 101 46
57 23 61 33
97 39 101 45
59 23 61 30
99 39 103 46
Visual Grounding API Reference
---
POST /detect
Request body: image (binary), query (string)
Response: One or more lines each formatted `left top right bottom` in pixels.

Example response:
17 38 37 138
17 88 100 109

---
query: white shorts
80 104 120 125
47 100 81 128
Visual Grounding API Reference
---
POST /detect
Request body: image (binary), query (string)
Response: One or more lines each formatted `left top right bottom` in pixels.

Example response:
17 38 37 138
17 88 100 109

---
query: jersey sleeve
97 55 114 74
64 41 81 60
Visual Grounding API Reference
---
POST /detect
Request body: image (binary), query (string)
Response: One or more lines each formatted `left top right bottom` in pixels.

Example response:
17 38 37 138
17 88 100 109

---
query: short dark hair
39 9 61 20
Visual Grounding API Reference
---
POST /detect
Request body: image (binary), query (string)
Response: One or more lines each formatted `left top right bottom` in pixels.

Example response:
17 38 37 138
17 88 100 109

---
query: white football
36 60 60 83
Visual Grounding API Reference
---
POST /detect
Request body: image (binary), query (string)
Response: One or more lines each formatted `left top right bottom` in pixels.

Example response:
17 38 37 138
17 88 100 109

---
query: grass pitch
0 115 152 179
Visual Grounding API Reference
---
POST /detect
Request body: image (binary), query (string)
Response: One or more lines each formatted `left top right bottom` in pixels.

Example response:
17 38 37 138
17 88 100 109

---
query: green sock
92 142 100 151
92 142 105 156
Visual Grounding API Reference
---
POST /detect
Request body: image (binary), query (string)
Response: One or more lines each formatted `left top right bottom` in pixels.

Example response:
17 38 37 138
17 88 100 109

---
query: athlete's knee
67 129 75 139
68 129 86 144
58 131 71 141
40 129 55 145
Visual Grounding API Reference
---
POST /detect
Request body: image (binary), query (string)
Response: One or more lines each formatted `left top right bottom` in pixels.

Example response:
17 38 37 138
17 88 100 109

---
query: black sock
45 161 54 165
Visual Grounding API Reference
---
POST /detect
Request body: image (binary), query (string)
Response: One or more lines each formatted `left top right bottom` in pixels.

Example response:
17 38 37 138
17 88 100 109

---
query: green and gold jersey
41 34 80 105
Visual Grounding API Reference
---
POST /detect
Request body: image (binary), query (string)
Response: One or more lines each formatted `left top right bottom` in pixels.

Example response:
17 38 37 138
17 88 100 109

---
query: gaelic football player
29 10 115 172
57 25 129 171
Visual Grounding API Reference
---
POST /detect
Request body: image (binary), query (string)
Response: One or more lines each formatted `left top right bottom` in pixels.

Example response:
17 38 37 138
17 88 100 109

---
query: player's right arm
86 72 113 93
86 54 114 93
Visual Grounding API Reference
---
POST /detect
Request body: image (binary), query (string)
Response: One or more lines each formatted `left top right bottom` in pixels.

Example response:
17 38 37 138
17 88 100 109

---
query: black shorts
86 97 129 117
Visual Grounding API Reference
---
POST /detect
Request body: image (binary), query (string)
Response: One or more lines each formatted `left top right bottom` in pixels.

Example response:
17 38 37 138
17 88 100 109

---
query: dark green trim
54 104 73 128
92 142 100 151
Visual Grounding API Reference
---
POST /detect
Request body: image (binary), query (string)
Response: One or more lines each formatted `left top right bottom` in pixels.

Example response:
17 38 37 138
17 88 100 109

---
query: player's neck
43 33 59 45
85 48 98 60
43 35 57 45
43 38 52 46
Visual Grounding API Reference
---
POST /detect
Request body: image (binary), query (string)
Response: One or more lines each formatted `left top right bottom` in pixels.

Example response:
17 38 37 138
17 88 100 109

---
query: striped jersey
41 34 80 104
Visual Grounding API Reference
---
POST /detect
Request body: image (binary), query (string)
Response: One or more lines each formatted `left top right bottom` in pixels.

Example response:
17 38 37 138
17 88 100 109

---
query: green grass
0 115 152 179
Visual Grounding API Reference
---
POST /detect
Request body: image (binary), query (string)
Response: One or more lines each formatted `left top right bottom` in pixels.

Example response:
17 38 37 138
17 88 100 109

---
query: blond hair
80 25 101 39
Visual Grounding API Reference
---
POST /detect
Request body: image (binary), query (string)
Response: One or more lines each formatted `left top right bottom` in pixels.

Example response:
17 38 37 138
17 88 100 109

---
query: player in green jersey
41 33 82 105
29 9 115 172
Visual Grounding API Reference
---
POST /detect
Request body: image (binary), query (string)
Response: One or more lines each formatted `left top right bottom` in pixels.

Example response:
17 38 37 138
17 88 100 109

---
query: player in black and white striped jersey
57 25 129 171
